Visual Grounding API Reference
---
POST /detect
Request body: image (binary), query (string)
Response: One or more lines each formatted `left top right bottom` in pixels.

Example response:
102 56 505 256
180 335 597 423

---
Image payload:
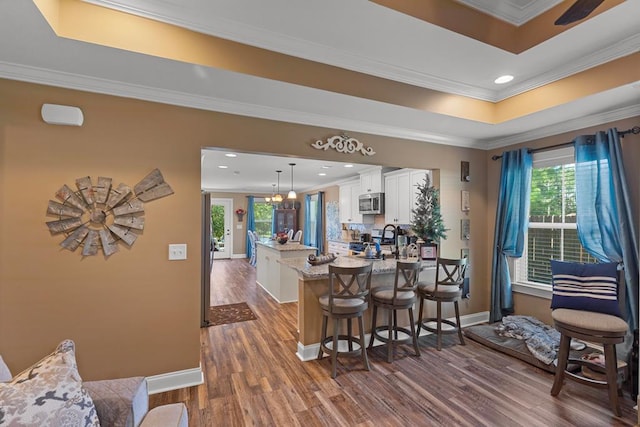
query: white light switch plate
168 243 187 260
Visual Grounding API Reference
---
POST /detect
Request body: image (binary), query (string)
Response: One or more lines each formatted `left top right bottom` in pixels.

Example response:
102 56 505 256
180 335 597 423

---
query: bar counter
278 256 436 361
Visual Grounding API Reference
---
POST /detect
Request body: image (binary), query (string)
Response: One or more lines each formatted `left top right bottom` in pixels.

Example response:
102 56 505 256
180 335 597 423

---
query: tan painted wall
0 78 485 380
485 116 640 321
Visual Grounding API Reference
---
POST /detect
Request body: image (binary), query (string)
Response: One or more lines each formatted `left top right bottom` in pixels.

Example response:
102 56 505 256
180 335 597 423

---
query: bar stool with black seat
317 263 373 378
549 260 628 416
368 260 421 363
416 257 468 351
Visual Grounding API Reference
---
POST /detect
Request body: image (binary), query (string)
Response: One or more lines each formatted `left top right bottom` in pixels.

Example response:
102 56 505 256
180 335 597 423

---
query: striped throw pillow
550 260 621 317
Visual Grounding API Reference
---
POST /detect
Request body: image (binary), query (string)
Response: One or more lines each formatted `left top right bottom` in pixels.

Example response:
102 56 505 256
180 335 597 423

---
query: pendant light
273 170 283 203
287 163 297 199
265 184 276 203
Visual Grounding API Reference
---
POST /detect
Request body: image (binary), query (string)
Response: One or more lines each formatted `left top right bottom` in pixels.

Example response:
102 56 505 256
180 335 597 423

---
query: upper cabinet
359 167 384 194
339 180 363 224
384 169 430 225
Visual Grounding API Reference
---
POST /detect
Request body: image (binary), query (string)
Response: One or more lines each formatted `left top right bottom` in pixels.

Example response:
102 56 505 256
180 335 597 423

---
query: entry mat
207 302 258 327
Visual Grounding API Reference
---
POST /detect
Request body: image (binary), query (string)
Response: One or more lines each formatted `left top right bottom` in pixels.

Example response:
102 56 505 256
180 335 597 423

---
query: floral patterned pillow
0 340 100 426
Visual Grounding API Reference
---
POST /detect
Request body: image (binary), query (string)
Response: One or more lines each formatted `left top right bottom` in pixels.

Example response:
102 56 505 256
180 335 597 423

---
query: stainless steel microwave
358 192 384 215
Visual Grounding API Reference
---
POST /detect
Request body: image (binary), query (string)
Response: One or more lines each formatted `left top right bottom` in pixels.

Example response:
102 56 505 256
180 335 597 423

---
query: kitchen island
278 256 437 361
255 240 317 303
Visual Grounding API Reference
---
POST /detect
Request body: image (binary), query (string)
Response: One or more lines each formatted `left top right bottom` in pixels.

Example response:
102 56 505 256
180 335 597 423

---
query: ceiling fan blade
554 0 605 25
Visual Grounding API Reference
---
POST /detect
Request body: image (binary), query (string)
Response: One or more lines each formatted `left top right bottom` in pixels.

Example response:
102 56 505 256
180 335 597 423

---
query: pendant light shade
273 170 283 203
287 163 297 199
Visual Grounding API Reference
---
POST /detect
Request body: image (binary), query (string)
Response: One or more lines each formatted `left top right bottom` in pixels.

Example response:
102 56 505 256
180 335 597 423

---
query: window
514 147 596 287
253 201 274 239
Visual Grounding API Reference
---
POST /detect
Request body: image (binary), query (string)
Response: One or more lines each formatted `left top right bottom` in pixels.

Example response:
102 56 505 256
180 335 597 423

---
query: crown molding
0 60 481 148
82 0 495 101
457 0 562 26
83 1 639 104
497 34 640 101
484 104 640 150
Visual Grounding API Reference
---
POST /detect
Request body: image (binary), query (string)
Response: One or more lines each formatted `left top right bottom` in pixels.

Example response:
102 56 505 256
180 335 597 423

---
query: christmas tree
411 174 448 242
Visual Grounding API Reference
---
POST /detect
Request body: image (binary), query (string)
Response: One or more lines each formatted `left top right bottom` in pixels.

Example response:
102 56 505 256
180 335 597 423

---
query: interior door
211 198 232 259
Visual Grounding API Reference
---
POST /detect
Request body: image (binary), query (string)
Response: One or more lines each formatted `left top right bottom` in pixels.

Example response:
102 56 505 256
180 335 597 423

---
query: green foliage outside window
211 205 224 241
526 164 594 284
253 202 274 238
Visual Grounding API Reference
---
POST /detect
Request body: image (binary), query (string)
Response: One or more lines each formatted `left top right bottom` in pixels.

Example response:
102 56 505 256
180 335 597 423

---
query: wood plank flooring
150 259 638 426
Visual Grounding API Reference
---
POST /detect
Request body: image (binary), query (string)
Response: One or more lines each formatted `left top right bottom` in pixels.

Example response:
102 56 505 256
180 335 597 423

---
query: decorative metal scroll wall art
311 134 376 156
46 169 174 257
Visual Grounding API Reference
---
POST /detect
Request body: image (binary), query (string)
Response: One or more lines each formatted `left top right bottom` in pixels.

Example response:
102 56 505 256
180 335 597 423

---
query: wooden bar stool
317 263 373 378
416 258 467 351
551 308 627 416
368 260 421 363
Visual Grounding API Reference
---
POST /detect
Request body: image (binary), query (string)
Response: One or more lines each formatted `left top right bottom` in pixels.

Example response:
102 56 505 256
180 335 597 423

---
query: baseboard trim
296 310 490 361
146 366 204 395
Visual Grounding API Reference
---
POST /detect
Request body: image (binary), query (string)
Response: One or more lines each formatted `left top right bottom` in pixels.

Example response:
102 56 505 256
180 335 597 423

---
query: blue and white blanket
495 315 560 365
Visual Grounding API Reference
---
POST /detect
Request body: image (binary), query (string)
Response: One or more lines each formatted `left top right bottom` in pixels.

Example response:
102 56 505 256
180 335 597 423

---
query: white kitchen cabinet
339 180 363 224
359 167 384 194
384 169 430 225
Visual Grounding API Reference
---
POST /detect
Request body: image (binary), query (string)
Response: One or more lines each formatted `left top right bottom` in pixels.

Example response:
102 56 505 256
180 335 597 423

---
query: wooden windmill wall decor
46 169 174 257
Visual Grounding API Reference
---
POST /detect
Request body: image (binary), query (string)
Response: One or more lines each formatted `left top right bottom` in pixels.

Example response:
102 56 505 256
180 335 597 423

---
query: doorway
211 198 233 259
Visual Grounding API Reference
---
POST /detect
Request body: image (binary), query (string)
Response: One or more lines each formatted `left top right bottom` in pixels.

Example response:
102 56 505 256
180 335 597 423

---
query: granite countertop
279 256 436 280
256 240 317 252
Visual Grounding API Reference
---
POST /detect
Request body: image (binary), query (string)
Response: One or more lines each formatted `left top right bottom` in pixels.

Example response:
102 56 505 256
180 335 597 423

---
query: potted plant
411 175 448 258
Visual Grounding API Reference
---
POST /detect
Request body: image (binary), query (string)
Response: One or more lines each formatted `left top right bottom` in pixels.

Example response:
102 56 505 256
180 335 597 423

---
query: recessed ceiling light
344 164 354 168
218 165 228 169
494 75 514 84
318 172 327 176
225 153 237 158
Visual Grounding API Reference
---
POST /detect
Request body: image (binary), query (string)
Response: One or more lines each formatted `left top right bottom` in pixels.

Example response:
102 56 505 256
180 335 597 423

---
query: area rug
207 302 257 327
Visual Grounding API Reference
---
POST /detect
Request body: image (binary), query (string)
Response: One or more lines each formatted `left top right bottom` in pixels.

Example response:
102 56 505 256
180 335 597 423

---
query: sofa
0 340 188 426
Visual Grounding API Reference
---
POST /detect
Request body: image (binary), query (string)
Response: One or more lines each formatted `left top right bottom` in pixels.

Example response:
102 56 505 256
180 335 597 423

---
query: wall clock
45 169 173 257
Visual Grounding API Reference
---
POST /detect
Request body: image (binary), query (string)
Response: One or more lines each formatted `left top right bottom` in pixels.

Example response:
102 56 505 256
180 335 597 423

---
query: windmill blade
95 177 112 204
60 226 89 251
99 229 119 257
555 0 604 25
76 176 95 205
82 230 99 256
46 217 83 234
108 223 138 246
55 184 87 211
106 183 132 210
47 200 84 218
114 215 145 230
113 199 144 216
134 169 174 202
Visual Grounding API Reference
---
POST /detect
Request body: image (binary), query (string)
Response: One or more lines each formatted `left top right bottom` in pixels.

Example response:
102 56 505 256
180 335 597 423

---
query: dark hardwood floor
150 259 638 426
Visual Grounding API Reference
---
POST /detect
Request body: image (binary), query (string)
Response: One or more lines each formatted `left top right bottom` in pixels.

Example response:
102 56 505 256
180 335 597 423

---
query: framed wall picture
420 243 437 260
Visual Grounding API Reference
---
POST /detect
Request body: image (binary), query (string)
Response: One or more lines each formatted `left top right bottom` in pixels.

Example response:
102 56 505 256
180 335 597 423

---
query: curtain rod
491 125 640 161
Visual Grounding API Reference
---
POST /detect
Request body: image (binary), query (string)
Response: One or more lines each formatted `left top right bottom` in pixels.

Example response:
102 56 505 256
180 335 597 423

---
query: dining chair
317 263 373 378
416 257 468 351
286 229 294 240
368 260 421 363
293 230 302 242
247 230 257 266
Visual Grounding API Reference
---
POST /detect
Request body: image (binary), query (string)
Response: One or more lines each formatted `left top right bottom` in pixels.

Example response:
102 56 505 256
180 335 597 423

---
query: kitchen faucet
382 224 400 259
